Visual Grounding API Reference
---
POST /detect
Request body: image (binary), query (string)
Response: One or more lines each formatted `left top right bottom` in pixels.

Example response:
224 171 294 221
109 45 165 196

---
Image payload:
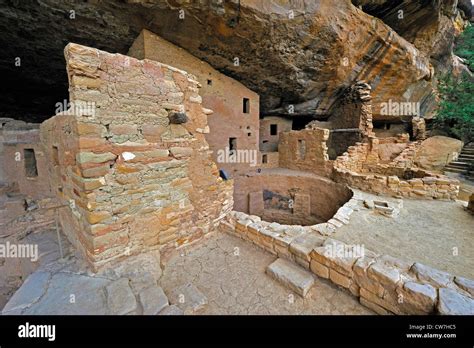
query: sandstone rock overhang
0 0 471 122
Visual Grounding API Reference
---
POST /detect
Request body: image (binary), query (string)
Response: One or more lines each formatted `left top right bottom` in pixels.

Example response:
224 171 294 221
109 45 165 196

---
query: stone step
449 161 470 166
458 155 474 161
266 258 315 297
445 165 469 171
445 164 468 169
444 167 467 174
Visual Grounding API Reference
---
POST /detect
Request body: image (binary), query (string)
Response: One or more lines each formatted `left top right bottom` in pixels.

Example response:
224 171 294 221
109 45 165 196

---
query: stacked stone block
333 137 459 200
220 210 474 315
278 127 332 176
0 119 52 200
330 81 375 139
40 43 233 269
412 117 427 140
260 152 279 169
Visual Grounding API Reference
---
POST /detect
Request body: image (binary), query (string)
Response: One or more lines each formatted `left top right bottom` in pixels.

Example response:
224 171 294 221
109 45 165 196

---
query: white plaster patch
122 152 136 161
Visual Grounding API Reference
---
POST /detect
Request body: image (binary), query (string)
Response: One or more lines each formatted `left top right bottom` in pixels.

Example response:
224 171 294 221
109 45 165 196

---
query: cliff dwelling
0 0 473 326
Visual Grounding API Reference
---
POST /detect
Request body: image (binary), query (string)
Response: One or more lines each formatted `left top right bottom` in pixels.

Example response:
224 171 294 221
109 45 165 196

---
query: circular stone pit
233 168 353 226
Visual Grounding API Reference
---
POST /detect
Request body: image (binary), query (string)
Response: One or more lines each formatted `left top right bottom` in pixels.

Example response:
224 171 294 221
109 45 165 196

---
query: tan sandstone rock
414 136 463 171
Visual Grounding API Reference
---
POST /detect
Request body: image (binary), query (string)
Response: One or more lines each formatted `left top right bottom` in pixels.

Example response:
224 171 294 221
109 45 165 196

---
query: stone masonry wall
329 81 374 139
40 43 233 269
128 29 260 178
278 127 332 177
412 117 427 140
327 129 362 160
260 152 279 169
41 114 85 254
259 116 292 152
1 119 52 200
333 137 459 199
219 210 474 315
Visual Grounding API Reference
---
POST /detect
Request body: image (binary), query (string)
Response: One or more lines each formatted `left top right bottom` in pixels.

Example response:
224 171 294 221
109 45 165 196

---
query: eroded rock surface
414 136 464 171
0 0 470 121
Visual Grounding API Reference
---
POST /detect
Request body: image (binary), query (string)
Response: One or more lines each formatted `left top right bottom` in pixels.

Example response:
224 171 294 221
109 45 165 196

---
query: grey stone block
139 286 169 315
266 258 314 297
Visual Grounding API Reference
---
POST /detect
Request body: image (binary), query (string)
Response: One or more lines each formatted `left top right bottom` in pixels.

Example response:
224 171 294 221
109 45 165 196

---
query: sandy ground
333 190 474 279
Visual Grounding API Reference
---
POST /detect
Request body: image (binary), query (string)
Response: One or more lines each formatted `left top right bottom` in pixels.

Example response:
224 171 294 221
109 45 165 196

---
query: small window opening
52 146 59 166
24 149 38 178
229 137 237 151
262 154 268 164
270 124 278 136
243 98 250 114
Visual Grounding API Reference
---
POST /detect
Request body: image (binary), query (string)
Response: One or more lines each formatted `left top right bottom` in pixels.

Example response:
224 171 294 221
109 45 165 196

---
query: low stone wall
333 137 459 200
219 210 474 315
333 135 409 173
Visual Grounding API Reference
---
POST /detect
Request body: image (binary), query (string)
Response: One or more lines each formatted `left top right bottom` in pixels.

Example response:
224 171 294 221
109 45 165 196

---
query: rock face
0 0 470 122
414 136 464 171
353 0 466 61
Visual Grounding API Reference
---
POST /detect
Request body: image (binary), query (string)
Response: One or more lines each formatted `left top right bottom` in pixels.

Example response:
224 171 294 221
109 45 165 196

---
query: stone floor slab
106 278 137 315
2 271 51 314
10 272 110 315
168 283 208 314
139 286 168 315
158 304 184 315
